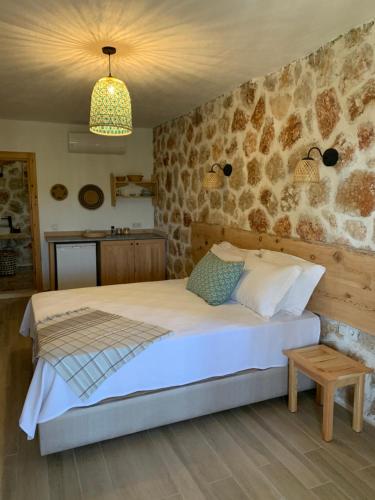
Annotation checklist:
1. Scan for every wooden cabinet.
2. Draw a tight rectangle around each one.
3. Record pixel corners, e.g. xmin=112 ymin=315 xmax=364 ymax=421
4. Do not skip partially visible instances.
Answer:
xmin=100 ymin=240 xmax=136 ymax=285
xmin=134 ymin=239 xmax=166 ymax=283
xmin=100 ymin=239 xmax=165 ymax=286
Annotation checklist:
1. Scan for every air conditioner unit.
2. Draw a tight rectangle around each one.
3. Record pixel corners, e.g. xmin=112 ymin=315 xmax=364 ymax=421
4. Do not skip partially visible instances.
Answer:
xmin=68 ymin=132 xmax=126 ymax=155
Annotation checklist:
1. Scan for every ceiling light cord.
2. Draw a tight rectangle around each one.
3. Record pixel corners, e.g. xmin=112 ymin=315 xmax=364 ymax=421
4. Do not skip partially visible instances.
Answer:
xmin=102 ymin=46 xmax=117 ymax=77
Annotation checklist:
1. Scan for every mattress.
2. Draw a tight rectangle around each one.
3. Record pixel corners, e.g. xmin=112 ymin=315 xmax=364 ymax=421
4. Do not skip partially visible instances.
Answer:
xmin=19 ymin=278 xmax=320 ymax=438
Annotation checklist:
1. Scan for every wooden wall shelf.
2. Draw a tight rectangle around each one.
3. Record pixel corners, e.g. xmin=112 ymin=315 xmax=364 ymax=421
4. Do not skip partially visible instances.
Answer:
xmin=110 ymin=174 xmax=158 ymax=207
xmin=0 ymin=233 xmax=31 ymax=240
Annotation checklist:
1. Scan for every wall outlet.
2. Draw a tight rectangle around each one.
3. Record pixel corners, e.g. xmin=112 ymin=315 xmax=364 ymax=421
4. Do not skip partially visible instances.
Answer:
xmin=132 ymin=222 xmax=142 ymax=228
xmin=51 ymin=224 xmax=59 ymax=230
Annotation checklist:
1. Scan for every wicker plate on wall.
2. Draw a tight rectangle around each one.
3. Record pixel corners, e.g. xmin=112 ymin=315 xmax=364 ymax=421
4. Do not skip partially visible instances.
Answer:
xmin=78 ymin=184 xmax=104 ymax=210
xmin=50 ymin=184 xmax=68 ymax=201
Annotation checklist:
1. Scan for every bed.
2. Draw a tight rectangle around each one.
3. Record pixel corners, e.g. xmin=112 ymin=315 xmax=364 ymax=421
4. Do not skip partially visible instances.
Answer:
xmin=20 ymin=278 xmax=319 ymax=453
xmin=19 ymin=222 xmax=374 ymax=455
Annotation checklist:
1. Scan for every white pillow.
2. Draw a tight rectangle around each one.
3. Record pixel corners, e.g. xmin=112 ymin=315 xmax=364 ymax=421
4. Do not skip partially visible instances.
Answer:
xmin=211 ymin=241 xmax=260 ymax=262
xmin=232 ymin=254 xmax=303 ymax=319
xmin=260 ymin=249 xmax=326 ymax=316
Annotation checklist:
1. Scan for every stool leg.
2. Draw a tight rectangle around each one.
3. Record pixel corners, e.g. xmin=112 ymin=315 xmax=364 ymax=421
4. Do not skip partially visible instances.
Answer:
xmin=316 ymin=384 xmax=323 ymax=406
xmin=322 ymin=382 xmax=335 ymax=442
xmin=288 ymin=360 xmax=298 ymax=413
xmin=353 ymin=374 xmax=365 ymax=432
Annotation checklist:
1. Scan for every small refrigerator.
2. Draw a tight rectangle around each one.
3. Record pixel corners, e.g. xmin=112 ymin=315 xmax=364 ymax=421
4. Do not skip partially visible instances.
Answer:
xmin=56 ymin=243 xmax=98 ymax=290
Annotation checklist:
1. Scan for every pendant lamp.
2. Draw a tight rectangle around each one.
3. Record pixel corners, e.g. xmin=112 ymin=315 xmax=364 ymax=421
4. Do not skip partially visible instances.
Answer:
xmin=89 ymin=46 xmax=132 ymax=136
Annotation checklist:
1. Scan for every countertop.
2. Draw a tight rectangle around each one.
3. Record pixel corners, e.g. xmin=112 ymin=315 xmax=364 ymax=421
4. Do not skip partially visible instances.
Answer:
xmin=45 ymin=230 xmax=167 ymax=243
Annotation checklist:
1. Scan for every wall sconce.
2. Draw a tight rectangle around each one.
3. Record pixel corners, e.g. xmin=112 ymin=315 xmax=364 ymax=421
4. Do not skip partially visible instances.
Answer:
xmin=294 ymin=147 xmax=339 ymax=183
xmin=202 ymin=163 xmax=232 ymax=190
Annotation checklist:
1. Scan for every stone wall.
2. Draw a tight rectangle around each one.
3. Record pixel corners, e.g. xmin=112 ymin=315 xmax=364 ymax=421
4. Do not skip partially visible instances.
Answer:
xmin=153 ymin=21 xmax=375 ymax=424
xmin=0 ymin=161 xmax=32 ymax=267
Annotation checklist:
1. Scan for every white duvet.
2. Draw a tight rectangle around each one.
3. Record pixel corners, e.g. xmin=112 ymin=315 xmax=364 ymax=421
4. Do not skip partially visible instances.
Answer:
xmin=19 ymin=279 xmax=320 ymax=438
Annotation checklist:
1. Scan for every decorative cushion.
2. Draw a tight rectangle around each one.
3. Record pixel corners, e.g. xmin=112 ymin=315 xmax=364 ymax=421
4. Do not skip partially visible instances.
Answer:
xmin=187 ymin=252 xmax=244 ymax=306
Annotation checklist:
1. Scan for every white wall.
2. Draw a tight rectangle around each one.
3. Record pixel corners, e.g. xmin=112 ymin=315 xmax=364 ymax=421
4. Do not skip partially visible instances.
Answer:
xmin=0 ymin=119 xmax=154 ymax=288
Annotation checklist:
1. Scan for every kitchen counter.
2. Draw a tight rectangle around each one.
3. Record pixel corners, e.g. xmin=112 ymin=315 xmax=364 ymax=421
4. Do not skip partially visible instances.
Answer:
xmin=46 ymin=230 xmax=168 ymax=291
xmin=45 ymin=230 xmax=167 ymax=243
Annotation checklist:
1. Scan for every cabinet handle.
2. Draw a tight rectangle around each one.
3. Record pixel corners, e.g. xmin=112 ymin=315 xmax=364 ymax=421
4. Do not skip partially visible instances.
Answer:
xmin=136 ymin=242 xmax=139 ymax=246
xmin=130 ymin=243 xmax=133 ymax=246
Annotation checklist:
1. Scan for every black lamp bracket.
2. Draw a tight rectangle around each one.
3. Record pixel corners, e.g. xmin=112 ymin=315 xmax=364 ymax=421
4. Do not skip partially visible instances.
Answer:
xmin=209 ymin=163 xmax=233 ymax=176
xmin=305 ymin=147 xmax=339 ymax=167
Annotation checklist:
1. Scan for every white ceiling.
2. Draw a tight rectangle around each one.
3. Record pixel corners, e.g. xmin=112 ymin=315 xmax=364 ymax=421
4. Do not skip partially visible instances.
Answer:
xmin=0 ymin=0 xmax=374 ymax=128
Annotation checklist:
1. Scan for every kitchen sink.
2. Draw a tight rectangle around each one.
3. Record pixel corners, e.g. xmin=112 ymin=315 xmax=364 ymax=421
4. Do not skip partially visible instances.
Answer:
xmin=82 ymin=230 xmax=107 ymax=238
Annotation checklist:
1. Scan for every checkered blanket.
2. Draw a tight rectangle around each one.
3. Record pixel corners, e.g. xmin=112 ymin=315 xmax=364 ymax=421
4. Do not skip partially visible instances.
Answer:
xmin=35 ymin=308 xmax=171 ymax=400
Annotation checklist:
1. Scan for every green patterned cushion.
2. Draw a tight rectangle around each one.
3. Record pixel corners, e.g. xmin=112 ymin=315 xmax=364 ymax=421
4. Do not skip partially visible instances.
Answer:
xmin=186 ymin=252 xmax=244 ymax=306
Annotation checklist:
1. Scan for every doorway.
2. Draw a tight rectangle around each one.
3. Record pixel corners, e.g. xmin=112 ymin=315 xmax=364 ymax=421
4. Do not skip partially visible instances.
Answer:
xmin=0 ymin=152 xmax=42 ymax=296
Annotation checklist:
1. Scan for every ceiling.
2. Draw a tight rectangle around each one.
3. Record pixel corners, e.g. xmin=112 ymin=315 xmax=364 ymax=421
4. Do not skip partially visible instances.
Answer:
xmin=0 ymin=0 xmax=374 ymax=128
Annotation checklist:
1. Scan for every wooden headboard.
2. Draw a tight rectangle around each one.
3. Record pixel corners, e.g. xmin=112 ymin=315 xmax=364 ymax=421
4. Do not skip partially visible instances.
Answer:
xmin=191 ymin=223 xmax=375 ymax=336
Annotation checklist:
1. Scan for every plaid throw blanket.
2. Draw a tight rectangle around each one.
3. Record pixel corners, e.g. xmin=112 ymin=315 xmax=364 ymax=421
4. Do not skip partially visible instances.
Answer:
xmin=36 ymin=308 xmax=171 ymax=400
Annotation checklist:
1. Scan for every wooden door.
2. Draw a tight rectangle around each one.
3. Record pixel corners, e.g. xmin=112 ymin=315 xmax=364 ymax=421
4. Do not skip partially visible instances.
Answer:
xmin=0 ymin=151 xmax=42 ymax=291
xmin=134 ymin=239 xmax=166 ymax=283
xmin=100 ymin=240 xmax=135 ymax=285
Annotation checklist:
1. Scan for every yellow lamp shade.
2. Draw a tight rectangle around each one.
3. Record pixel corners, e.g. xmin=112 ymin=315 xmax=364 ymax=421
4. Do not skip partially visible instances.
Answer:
xmin=294 ymin=158 xmax=320 ymax=183
xmin=89 ymin=76 xmax=132 ymax=136
xmin=203 ymin=171 xmax=223 ymax=189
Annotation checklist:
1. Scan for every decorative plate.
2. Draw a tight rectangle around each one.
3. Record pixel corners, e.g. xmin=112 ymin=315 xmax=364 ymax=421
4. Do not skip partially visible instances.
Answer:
xmin=50 ymin=184 xmax=68 ymax=201
xmin=78 ymin=184 xmax=104 ymax=210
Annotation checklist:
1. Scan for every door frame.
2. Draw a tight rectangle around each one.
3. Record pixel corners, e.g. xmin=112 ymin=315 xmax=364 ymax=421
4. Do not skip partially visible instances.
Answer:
xmin=0 ymin=151 xmax=43 ymax=291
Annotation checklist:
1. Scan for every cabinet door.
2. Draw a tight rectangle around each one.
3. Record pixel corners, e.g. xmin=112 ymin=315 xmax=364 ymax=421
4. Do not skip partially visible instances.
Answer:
xmin=100 ymin=241 xmax=135 ymax=285
xmin=134 ymin=239 xmax=166 ymax=283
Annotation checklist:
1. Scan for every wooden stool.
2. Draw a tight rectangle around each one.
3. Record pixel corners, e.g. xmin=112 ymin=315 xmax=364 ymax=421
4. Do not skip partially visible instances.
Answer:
xmin=283 ymin=345 xmax=371 ymax=442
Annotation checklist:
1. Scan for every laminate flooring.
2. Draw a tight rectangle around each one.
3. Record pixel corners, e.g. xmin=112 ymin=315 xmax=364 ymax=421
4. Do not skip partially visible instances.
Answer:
xmin=1 ymin=298 xmax=374 ymax=500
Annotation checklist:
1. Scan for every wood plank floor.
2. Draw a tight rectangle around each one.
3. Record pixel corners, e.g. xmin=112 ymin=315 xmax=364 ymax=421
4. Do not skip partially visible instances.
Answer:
xmin=1 ymin=298 xmax=375 ymax=500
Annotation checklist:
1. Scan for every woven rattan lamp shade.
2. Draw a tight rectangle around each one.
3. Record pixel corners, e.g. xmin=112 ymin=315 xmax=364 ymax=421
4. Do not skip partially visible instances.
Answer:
xmin=202 ymin=171 xmax=223 ymax=189
xmin=294 ymin=158 xmax=320 ymax=183
xmin=90 ymin=76 xmax=132 ymax=136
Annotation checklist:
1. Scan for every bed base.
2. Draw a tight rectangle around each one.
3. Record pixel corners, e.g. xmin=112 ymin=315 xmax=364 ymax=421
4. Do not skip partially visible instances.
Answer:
xmin=38 ymin=366 xmax=313 ymax=455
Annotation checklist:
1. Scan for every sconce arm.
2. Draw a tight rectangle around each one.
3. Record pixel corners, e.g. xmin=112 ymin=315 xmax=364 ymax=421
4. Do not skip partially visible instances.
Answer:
xmin=209 ymin=163 xmax=233 ymax=177
xmin=306 ymin=147 xmax=323 ymax=160
xmin=305 ymin=147 xmax=339 ymax=167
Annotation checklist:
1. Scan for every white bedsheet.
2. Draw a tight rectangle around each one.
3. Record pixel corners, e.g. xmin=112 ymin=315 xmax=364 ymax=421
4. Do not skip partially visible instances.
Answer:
xmin=19 ymin=279 xmax=320 ymax=438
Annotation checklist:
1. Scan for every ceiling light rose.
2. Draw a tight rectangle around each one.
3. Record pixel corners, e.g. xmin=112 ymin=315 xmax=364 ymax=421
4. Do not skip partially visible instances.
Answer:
xmin=89 ymin=46 xmax=132 ymax=137
xmin=294 ymin=147 xmax=339 ymax=184
xmin=202 ymin=163 xmax=232 ymax=190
